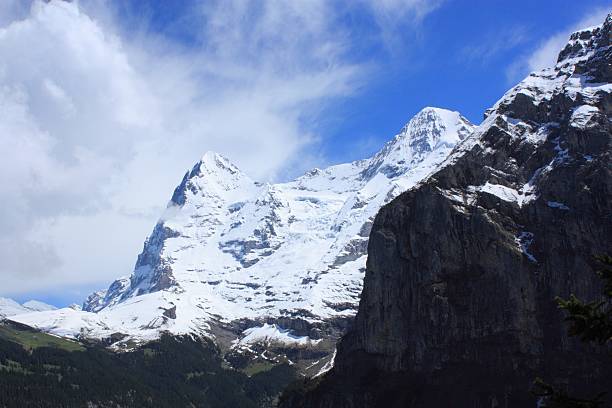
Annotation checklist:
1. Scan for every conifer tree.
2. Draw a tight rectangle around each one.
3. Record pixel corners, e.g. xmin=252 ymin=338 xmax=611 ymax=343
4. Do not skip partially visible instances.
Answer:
xmin=534 ymin=255 xmax=612 ymax=407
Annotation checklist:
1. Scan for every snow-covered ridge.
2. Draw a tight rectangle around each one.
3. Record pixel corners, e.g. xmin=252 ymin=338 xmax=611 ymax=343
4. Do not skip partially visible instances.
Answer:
xmin=12 ymin=107 xmax=473 ymax=347
xmin=0 ymin=297 xmax=56 ymax=318
xmin=443 ymin=14 xmax=612 ymax=207
xmin=434 ymin=14 xmax=612 ymax=269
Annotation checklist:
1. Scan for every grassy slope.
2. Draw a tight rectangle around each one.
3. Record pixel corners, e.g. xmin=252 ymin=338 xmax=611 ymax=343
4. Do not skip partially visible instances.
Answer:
xmin=0 ymin=321 xmax=84 ymax=352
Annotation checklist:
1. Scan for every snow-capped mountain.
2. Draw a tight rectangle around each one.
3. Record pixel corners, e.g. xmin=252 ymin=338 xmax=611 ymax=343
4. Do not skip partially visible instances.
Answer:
xmin=0 ymin=297 xmax=56 ymax=318
xmin=12 ymin=107 xmax=473 ymax=360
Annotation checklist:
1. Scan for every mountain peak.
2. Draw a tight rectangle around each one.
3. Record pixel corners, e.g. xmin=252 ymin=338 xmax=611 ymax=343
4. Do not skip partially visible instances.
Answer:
xmin=21 ymin=300 xmax=57 ymax=312
xmin=398 ymin=107 xmax=473 ymax=149
xmin=557 ymin=13 xmax=611 ymax=65
xmin=196 ymin=151 xmax=242 ymax=176
xmin=0 ymin=297 xmax=22 ymax=309
xmin=170 ymin=151 xmax=253 ymax=206
xmin=362 ymin=107 xmax=474 ymax=179
xmin=191 ymin=151 xmax=251 ymax=186
xmin=411 ymin=106 xmax=455 ymax=117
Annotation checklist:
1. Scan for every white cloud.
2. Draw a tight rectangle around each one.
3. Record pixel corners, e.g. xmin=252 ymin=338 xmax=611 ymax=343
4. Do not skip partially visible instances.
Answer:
xmin=0 ymin=0 xmax=441 ymax=298
xmin=506 ymin=8 xmax=610 ymax=83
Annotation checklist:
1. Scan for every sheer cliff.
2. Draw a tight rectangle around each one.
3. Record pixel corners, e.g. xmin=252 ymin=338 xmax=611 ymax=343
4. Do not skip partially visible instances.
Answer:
xmin=283 ymin=14 xmax=612 ymax=407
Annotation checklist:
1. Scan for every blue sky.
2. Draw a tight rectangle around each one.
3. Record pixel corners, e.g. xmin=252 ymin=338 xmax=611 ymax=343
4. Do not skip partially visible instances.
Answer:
xmin=1 ymin=0 xmax=610 ymax=307
xmin=111 ymin=0 xmax=612 ymax=164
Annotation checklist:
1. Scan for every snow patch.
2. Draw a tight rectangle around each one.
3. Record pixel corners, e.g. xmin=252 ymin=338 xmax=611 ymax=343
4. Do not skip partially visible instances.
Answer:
xmin=570 ymin=105 xmax=599 ymax=128
xmin=468 ymin=182 xmax=536 ymax=207
xmin=233 ymin=323 xmax=321 ymax=347
xmin=315 ymin=348 xmax=336 ymax=377
xmin=547 ymin=201 xmax=570 ymax=210
xmin=515 ymin=232 xmax=537 ymax=264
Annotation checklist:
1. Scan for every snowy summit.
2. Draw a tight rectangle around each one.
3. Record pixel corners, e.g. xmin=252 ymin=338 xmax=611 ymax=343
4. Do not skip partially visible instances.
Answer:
xmin=13 ymin=108 xmax=474 ymax=352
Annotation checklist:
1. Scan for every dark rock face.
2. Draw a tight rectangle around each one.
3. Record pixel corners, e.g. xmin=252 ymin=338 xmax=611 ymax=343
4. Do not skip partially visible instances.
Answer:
xmin=284 ymin=15 xmax=612 ymax=408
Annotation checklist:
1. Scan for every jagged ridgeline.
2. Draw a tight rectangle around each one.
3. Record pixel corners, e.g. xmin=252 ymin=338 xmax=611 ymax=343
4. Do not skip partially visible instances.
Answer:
xmin=280 ymin=14 xmax=612 ymax=408
xmin=13 ymin=107 xmax=474 ymax=375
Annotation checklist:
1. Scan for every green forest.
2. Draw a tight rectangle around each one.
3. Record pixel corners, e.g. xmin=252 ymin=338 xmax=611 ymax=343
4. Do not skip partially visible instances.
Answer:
xmin=0 ymin=321 xmax=297 ymax=408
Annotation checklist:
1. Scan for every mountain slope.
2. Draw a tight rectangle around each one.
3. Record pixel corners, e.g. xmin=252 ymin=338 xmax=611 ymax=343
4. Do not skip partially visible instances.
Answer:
xmin=283 ymin=14 xmax=612 ymax=407
xmin=12 ymin=107 xmax=473 ymax=372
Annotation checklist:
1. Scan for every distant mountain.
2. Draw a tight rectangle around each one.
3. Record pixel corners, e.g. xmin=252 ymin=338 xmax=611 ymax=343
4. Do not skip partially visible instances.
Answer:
xmin=21 ymin=300 xmax=57 ymax=312
xmin=281 ymin=14 xmax=612 ymax=407
xmin=0 ymin=297 xmax=56 ymax=318
xmin=13 ymin=107 xmax=473 ymax=374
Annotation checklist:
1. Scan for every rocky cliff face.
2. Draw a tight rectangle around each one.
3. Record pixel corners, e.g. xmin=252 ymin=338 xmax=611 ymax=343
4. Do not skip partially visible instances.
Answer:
xmin=286 ymin=15 xmax=612 ymax=407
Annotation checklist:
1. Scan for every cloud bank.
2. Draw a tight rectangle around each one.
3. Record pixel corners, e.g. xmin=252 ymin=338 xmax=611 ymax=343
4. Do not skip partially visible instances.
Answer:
xmin=0 ymin=0 xmax=441 ymax=297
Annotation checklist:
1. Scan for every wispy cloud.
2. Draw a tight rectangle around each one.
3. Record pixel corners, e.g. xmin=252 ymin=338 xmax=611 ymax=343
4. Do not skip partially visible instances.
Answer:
xmin=362 ymin=0 xmax=445 ymax=50
xmin=0 ymin=0 xmax=442 ymax=297
xmin=506 ymin=7 xmax=610 ymax=83
xmin=458 ymin=26 xmax=528 ymax=65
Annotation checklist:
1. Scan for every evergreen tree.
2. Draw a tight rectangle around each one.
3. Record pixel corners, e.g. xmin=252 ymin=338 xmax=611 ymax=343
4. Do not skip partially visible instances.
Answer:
xmin=557 ymin=255 xmax=612 ymax=344
xmin=533 ymin=255 xmax=612 ymax=407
